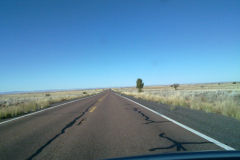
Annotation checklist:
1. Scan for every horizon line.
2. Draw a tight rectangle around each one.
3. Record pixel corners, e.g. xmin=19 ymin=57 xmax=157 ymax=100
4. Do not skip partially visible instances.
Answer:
xmin=1 ymin=81 xmax=239 ymax=95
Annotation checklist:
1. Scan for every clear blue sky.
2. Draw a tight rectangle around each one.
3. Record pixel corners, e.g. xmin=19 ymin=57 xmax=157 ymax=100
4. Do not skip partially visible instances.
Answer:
xmin=0 ymin=0 xmax=239 ymax=92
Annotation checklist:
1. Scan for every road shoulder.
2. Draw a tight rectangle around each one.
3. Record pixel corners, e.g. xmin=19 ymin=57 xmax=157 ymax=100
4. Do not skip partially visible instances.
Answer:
xmin=115 ymin=92 xmax=240 ymax=150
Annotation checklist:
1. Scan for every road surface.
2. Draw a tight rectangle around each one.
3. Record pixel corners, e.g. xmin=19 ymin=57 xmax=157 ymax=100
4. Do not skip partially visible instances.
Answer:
xmin=0 ymin=90 xmax=223 ymax=160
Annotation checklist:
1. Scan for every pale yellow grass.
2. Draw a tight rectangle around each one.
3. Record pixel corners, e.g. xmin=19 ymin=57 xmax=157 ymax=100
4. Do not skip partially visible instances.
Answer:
xmin=114 ymin=82 xmax=240 ymax=120
xmin=0 ymin=89 xmax=103 ymax=119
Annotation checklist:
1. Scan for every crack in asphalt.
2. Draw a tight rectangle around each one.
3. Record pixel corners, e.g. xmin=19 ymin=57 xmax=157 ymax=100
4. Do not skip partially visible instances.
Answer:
xmin=78 ymin=118 xmax=85 ymax=126
xmin=132 ymin=108 xmax=210 ymax=152
xmin=133 ymin=107 xmax=168 ymax=124
xmin=26 ymin=100 xmax=98 ymax=160
xmin=132 ymin=105 xmax=211 ymax=152
xmin=149 ymin=133 xmax=211 ymax=151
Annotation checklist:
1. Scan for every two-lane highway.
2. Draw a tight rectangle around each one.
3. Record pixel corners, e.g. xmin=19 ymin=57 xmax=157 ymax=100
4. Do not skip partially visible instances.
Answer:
xmin=0 ymin=90 xmax=223 ymax=160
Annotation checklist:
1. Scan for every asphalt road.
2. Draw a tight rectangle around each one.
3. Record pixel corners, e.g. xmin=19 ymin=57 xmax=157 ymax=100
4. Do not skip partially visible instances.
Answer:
xmin=0 ymin=90 xmax=223 ymax=160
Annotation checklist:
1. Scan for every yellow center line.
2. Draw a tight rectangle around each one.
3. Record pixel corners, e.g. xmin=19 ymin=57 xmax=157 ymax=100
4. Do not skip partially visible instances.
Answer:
xmin=89 ymin=106 xmax=97 ymax=113
xmin=89 ymin=96 xmax=106 ymax=113
xmin=98 ymin=98 xmax=103 ymax=102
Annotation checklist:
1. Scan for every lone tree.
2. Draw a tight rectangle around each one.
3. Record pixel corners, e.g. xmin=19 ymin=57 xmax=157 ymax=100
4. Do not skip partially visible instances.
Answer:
xmin=171 ymin=83 xmax=179 ymax=90
xmin=136 ymin=78 xmax=144 ymax=92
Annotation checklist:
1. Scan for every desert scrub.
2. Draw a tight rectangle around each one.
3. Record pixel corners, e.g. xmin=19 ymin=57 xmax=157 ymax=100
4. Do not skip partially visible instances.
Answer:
xmin=0 ymin=89 xmax=103 ymax=119
xmin=114 ymin=83 xmax=240 ymax=120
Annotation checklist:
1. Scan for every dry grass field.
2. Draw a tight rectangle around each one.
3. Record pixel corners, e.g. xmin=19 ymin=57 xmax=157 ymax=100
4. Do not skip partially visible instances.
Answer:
xmin=0 ymin=89 xmax=103 ymax=120
xmin=114 ymin=82 xmax=240 ymax=120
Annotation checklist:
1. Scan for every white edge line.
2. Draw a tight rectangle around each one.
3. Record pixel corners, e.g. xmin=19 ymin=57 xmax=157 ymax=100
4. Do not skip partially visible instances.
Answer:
xmin=0 ymin=94 xmax=99 ymax=125
xmin=115 ymin=93 xmax=235 ymax=151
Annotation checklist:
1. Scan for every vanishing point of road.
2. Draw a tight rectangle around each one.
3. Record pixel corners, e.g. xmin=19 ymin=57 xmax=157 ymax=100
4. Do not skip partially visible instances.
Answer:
xmin=0 ymin=90 xmax=224 ymax=160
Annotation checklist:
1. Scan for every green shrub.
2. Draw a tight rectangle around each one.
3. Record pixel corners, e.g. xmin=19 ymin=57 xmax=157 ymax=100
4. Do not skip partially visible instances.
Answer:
xmin=171 ymin=84 xmax=180 ymax=90
xmin=45 ymin=93 xmax=51 ymax=97
xmin=136 ymin=78 xmax=144 ymax=92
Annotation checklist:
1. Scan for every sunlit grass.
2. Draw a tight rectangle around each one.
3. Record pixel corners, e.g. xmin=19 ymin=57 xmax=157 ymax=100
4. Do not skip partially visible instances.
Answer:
xmin=114 ymin=82 xmax=240 ymax=120
xmin=0 ymin=89 xmax=103 ymax=119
